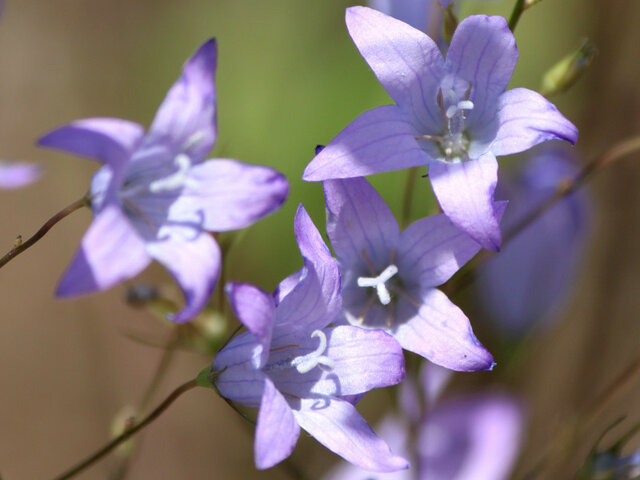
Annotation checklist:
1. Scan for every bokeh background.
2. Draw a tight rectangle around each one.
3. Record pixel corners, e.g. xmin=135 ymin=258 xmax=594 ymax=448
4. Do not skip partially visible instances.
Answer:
xmin=0 ymin=0 xmax=639 ymax=478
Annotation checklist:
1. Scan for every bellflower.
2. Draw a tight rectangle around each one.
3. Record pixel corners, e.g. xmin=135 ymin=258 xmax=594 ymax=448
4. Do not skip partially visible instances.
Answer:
xmin=37 ymin=39 xmax=288 ymax=322
xmin=0 ymin=161 xmax=41 ymax=189
xmin=476 ymin=146 xmax=590 ymax=336
xmin=323 ymin=176 xmax=501 ymax=371
xmin=213 ymin=205 xmax=408 ymax=472
xmin=304 ymin=7 xmax=578 ymax=251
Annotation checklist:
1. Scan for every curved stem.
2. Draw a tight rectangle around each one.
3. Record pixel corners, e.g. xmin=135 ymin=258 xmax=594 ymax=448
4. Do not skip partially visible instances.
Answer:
xmin=0 ymin=194 xmax=89 ymax=270
xmin=508 ymin=0 xmax=527 ymax=31
xmin=50 ymin=379 xmax=199 ymax=480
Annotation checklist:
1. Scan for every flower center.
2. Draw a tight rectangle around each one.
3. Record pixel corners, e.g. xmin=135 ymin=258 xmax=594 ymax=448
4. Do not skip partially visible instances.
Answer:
xmin=357 ymin=264 xmax=399 ymax=306
xmin=148 ymin=154 xmax=197 ymax=193
xmin=289 ymin=330 xmax=334 ymax=374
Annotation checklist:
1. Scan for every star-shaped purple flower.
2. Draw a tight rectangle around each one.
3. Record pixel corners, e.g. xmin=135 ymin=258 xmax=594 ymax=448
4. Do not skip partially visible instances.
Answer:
xmin=324 ymin=176 xmax=501 ymax=371
xmin=38 ymin=39 xmax=288 ymax=322
xmin=213 ymin=205 xmax=408 ymax=472
xmin=304 ymin=7 xmax=578 ymax=251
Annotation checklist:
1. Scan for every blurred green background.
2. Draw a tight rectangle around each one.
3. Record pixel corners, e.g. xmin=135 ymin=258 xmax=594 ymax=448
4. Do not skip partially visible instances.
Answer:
xmin=0 ymin=1 xmax=639 ymax=479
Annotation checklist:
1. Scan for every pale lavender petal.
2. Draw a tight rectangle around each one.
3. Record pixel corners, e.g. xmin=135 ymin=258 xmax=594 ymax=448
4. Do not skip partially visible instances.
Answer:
xmin=491 ymin=88 xmax=578 ymax=156
xmin=421 ymin=362 xmax=452 ymax=407
xmin=394 ymin=287 xmax=494 ymax=371
xmin=226 ymin=282 xmax=275 ymax=367
xmin=303 ymin=106 xmax=431 ymax=181
xmin=56 ymin=205 xmax=150 ymax=297
xmin=324 ymin=177 xmax=400 ymax=269
xmin=446 ymin=15 xmax=518 ymax=130
xmin=146 ymin=230 xmax=220 ymax=323
xmin=273 ymin=268 xmax=303 ymax=305
xmin=254 ymin=377 xmax=300 ymax=470
xmin=345 ymin=6 xmax=445 ymax=132
xmin=273 ymin=326 xmax=404 ymax=399
xmin=38 ymin=117 xmax=144 ymax=168
xmin=398 ymin=202 xmax=506 ymax=287
xmin=0 ymin=162 xmax=42 ymax=189
xmin=369 ymin=0 xmax=436 ymax=43
xmin=213 ymin=349 xmax=266 ymax=408
xmin=429 ymin=154 xmax=501 ymax=251
xmin=147 ymin=39 xmax=217 ymax=161
xmin=293 ymin=398 xmax=409 ymax=472
xmin=169 ymin=159 xmax=288 ymax=231
xmin=419 ymin=393 xmax=523 ymax=480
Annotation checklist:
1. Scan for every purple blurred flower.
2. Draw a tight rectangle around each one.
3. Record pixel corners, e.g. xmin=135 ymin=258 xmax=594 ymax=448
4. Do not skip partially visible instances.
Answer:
xmin=213 ymin=205 xmax=408 ymax=472
xmin=0 ymin=162 xmax=42 ymax=189
xmin=38 ymin=39 xmax=288 ymax=322
xmin=369 ymin=0 xmax=442 ymax=36
xmin=304 ymin=7 xmax=577 ymax=251
xmin=476 ymin=145 xmax=590 ymax=336
xmin=323 ymin=177 xmax=500 ymax=372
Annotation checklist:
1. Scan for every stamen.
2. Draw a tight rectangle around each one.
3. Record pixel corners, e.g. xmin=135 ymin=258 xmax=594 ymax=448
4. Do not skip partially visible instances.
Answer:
xmin=290 ymin=330 xmax=334 ymax=374
xmin=149 ymin=154 xmax=195 ymax=193
xmin=445 ymin=100 xmax=474 ymax=119
xmin=357 ymin=264 xmax=399 ymax=306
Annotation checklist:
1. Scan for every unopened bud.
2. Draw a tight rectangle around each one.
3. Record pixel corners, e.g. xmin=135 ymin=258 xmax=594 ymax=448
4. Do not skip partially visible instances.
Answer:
xmin=541 ymin=39 xmax=597 ymax=97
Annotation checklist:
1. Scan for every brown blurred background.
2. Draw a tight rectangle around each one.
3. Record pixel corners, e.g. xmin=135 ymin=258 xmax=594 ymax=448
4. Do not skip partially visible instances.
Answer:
xmin=0 ymin=1 xmax=639 ymax=479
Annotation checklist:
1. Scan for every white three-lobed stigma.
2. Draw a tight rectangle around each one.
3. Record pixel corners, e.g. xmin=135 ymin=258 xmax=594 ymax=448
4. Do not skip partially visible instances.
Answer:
xmin=357 ymin=264 xmax=399 ymax=305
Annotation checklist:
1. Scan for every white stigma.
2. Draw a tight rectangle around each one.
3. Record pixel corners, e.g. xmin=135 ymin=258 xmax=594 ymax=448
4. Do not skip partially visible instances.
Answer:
xmin=445 ymin=99 xmax=474 ymax=119
xmin=290 ymin=330 xmax=334 ymax=374
xmin=357 ymin=264 xmax=399 ymax=306
xmin=149 ymin=154 xmax=195 ymax=193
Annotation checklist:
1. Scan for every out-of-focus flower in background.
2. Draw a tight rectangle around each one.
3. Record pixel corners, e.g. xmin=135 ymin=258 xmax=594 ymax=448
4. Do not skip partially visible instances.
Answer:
xmin=0 ymin=161 xmax=41 ymax=189
xmin=475 ymin=144 xmax=591 ymax=337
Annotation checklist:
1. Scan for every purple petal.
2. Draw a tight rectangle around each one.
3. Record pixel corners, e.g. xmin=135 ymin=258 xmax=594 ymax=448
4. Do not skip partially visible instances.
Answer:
xmin=345 ymin=6 xmax=445 ymax=132
xmin=491 ymin=88 xmax=578 ymax=156
xmin=213 ymin=342 xmax=266 ymax=408
xmin=146 ymin=39 xmax=217 ymax=161
xmin=273 ymin=268 xmax=303 ymax=305
xmin=254 ymin=377 xmax=300 ymax=470
xmin=293 ymin=397 xmax=409 ymax=472
xmin=38 ymin=118 xmax=144 ymax=169
xmin=146 ymin=230 xmax=220 ymax=323
xmin=394 ymin=287 xmax=494 ymax=371
xmin=0 ymin=162 xmax=42 ymax=189
xmin=56 ymin=205 xmax=150 ymax=297
xmin=397 ymin=203 xmax=506 ymax=287
xmin=272 ymin=326 xmax=404 ymax=399
xmin=303 ymin=106 xmax=431 ymax=181
xmin=429 ymin=154 xmax=502 ymax=251
xmin=446 ymin=16 xmax=518 ymax=130
xmin=168 ymin=158 xmax=288 ymax=231
xmin=421 ymin=362 xmax=452 ymax=407
xmin=419 ymin=393 xmax=523 ymax=480
xmin=369 ymin=0 xmax=436 ymax=35
xmin=324 ymin=177 xmax=400 ymax=270
xmin=226 ymin=282 xmax=275 ymax=367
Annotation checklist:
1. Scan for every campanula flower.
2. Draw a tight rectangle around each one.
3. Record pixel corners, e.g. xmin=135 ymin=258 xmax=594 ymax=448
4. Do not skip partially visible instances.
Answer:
xmin=476 ymin=145 xmax=590 ymax=336
xmin=38 ymin=39 xmax=288 ymax=322
xmin=0 ymin=161 xmax=41 ymax=189
xmin=304 ymin=7 xmax=578 ymax=251
xmin=213 ymin=205 xmax=408 ymax=472
xmin=323 ymin=176 xmax=500 ymax=371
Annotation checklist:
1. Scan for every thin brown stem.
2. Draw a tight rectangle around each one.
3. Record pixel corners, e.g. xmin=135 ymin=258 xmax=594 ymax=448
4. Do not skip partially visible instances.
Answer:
xmin=0 ymin=194 xmax=89 ymax=270
xmin=50 ymin=379 xmax=199 ymax=480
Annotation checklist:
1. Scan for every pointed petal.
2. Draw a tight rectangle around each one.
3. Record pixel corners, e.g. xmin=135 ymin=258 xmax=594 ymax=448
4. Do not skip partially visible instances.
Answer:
xmin=303 ymin=106 xmax=431 ymax=181
xmin=56 ymin=205 xmax=150 ymax=297
xmin=491 ymin=88 xmax=579 ymax=156
xmin=146 ymin=230 xmax=221 ymax=323
xmin=429 ymin=154 xmax=502 ymax=251
xmin=169 ymin=159 xmax=288 ymax=231
xmin=38 ymin=118 xmax=144 ymax=169
xmin=273 ymin=268 xmax=303 ymax=305
xmin=446 ymin=15 xmax=518 ymax=130
xmin=345 ymin=6 xmax=445 ymax=132
xmin=398 ymin=202 xmax=506 ymax=287
xmin=272 ymin=325 xmax=404 ymax=399
xmin=324 ymin=177 xmax=400 ymax=269
xmin=0 ymin=162 xmax=42 ymax=189
xmin=369 ymin=0 xmax=435 ymax=35
xmin=226 ymin=282 xmax=275 ymax=367
xmin=293 ymin=397 xmax=409 ymax=472
xmin=254 ymin=377 xmax=300 ymax=469
xmin=394 ymin=287 xmax=494 ymax=371
xmin=147 ymin=39 xmax=217 ymax=160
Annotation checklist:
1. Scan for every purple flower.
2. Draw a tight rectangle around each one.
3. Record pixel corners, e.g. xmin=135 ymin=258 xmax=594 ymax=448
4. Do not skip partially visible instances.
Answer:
xmin=475 ymin=145 xmax=590 ymax=336
xmin=304 ymin=7 xmax=578 ymax=251
xmin=37 ymin=39 xmax=288 ymax=322
xmin=324 ymin=176 xmax=500 ymax=371
xmin=0 ymin=162 xmax=42 ymax=189
xmin=213 ymin=205 xmax=408 ymax=472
